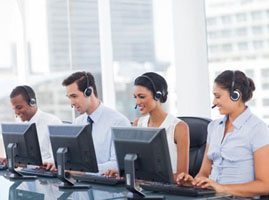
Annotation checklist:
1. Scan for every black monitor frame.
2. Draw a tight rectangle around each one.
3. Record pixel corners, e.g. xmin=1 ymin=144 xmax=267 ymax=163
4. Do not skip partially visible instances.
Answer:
xmin=112 ymin=127 xmax=174 ymax=200
xmin=1 ymin=123 xmax=42 ymax=180
xmin=49 ymin=124 xmax=98 ymax=190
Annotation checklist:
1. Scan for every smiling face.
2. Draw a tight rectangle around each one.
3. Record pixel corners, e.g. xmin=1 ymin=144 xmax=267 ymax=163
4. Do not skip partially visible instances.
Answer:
xmin=10 ymin=94 xmax=36 ymax=121
xmin=213 ymin=83 xmax=239 ymax=115
xmin=66 ymin=82 xmax=91 ymax=114
xmin=133 ymin=85 xmax=158 ymax=115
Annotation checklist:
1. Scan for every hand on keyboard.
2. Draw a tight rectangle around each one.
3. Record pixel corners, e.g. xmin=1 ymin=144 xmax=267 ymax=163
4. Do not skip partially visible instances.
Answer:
xmin=36 ymin=162 xmax=57 ymax=171
xmin=102 ymin=169 xmax=120 ymax=178
xmin=192 ymin=176 xmax=226 ymax=195
xmin=0 ymin=157 xmax=7 ymax=165
xmin=176 ymin=172 xmax=194 ymax=187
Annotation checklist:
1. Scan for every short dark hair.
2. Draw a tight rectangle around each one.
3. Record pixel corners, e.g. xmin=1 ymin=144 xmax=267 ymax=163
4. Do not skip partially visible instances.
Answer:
xmin=134 ymin=72 xmax=168 ymax=103
xmin=214 ymin=70 xmax=255 ymax=102
xmin=62 ymin=71 xmax=98 ymax=97
xmin=10 ymin=85 xmax=36 ymax=103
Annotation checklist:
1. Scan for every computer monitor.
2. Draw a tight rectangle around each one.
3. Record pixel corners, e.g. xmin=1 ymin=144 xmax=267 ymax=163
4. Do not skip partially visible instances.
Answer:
xmin=49 ymin=124 xmax=98 ymax=189
xmin=1 ymin=123 xmax=42 ymax=180
xmin=112 ymin=127 xmax=174 ymax=200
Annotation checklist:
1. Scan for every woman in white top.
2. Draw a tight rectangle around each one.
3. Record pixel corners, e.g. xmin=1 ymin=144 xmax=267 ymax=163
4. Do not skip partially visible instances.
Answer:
xmin=105 ymin=72 xmax=190 ymax=181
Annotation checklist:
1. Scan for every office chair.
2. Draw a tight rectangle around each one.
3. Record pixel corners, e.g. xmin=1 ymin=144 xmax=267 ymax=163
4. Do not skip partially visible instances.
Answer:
xmin=178 ymin=116 xmax=211 ymax=177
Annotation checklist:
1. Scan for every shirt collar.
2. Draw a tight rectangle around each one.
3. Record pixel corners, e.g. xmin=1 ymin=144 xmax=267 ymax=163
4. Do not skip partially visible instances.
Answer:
xmin=232 ymin=107 xmax=251 ymax=129
xmin=219 ymin=107 xmax=251 ymax=129
xmin=28 ymin=108 xmax=41 ymax=123
xmin=88 ymin=102 xmax=104 ymax=123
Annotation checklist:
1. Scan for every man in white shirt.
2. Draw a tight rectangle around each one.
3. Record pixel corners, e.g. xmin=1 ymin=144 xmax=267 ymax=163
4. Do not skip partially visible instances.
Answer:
xmin=62 ymin=71 xmax=130 ymax=174
xmin=0 ymin=85 xmax=62 ymax=169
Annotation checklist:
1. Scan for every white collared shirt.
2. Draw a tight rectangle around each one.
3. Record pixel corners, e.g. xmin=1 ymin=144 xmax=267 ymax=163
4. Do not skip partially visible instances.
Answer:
xmin=73 ymin=103 xmax=130 ymax=174
xmin=28 ymin=109 xmax=62 ymax=163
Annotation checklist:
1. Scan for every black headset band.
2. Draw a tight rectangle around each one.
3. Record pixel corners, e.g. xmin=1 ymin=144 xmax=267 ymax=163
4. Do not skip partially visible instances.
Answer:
xmin=140 ymin=75 xmax=158 ymax=94
xmin=21 ymin=86 xmax=35 ymax=102
xmin=84 ymin=72 xmax=89 ymax=89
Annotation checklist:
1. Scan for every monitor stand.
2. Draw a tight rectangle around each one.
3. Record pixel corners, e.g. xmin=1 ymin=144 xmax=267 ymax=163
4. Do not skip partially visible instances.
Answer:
xmin=124 ymin=154 xmax=165 ymax=200
xmin=5 ymin=143 xmax=37 ymax=180
xmin=56 ymin=147 xmax=91 ymax=190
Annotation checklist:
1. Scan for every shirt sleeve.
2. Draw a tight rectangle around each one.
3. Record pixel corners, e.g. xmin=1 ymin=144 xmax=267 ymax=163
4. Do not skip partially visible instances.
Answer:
xmin=98 ymin=116 xmax=131 ymax=174
xmin=250 ymin=121 xmax=269 ymax=152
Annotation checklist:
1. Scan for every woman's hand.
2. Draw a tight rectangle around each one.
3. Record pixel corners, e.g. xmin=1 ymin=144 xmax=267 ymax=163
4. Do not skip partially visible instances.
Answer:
xmin=176 ymin=172 xmax=194 ymax=186
xmin=102 ymin=169 xmax=120 ymax=178
xmin=193 ymin=176 xmax=227 ymax=194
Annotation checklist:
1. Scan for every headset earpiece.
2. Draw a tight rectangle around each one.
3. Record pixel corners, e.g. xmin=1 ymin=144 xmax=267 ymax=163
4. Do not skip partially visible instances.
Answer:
xmin=140 ymin=75 xmax=163 ymax=102
xmin=84 ymin=87 xmax=92 ymax=97
xmin=29 ymin=98 xmax=36 ymax=107
xmin=230 ymin=71 xmax=241 ymax=101
xmin=21 ymin=86 xmax=36 ymax=107
xmin=83 ymin=72 xmax=92 ymax=97
xmin=154 ymin=91 xmax=162 ymax=101
xmin=230 ymin=90 xmax=240 ymax=101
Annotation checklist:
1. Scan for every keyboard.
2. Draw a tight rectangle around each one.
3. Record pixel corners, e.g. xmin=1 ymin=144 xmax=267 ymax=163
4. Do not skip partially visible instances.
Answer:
xmin=20 ymin=168 xmax=57 ymax=178
xmin=0 ymin=164 xmax=8 ymax=170
xmin=140 ymin=182 xmax=216 ymax=197
xmin=72 ymin=174 xmax=125 ymax=185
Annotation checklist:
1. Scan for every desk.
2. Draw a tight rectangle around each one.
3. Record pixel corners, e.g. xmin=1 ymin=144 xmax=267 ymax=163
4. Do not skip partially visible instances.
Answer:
xmin=0 ymin=170 xmax=234 ymax=200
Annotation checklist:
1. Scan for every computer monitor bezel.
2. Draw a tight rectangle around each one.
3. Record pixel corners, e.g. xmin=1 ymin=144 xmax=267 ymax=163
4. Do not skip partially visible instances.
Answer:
xmin=1 ymin=122 xmax=42 ymax=179
xmin=49 ymin=124 xmax=98 ymax=189
xmin=112 ymin=126 xmax=174 ymax=199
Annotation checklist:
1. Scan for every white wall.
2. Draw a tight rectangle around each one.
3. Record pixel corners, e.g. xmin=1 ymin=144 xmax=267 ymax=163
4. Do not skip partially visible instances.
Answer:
xmin=172 ymin=0 xmax=211 ymax=118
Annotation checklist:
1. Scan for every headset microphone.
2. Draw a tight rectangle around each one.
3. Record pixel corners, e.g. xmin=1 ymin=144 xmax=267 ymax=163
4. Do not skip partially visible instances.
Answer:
xmin=134 ymin=105 xmax=138 ymax=109
xmin=211 ymin=105 xmax=216 ymax=109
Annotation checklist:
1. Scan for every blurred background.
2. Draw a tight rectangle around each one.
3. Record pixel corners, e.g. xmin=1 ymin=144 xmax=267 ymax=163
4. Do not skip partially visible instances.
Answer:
xmin=1 ymin=0 xmax=269 ymax=123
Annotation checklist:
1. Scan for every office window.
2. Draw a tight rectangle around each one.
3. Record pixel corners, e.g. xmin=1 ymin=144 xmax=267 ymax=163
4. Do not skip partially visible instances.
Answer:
xmin=248 ymin=99 xmax=256 ymax=106
xmin=221 ymin=29 xmax=232 ymax=38
xmin=208 ymin=31 xmax=219 ymax=39
xmin=253 ymin=40 xmax=264 ymax=49
xmin=209 ymin=45 xmax=221 ymax=54
xmin=236 ymin=13 xmax=247 ymax=22
xmin=261 ymin=68 xmax=269 ymax=78
xmin=263 ymin=98 xmax=269 ymax=106
xmin=221 ymin=15 xmax=232 ymax=24
xmin=238 ymin=42 xmax=248 ymax=51
xmin=222 ymin=43 xmax=233 ymax=52
xmin=207 ymin=17 xmax=218 ymax=26
xmin=110 ymin=0 xmax=174 ymax=120
xmin=251 ymin=10 xmax=263 ymax=20
xmin=236 ymin=27 xmax=248 ymax=36
xmin=252 ymin=26 xmax=263 ymax=35
xmin=262 ymin=83 xmax=269 ymax=90
xmin=266 ymin=10 xmax=269 ymax=18
xmin=245 ymin=69 xmax=254 ymax=78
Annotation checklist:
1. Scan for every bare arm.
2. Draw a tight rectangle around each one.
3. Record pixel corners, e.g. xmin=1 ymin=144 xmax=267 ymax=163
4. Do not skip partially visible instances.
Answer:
xmin=195 ymin=144 xmax=212 ymax=178
xmin=174 ymin=121 xmax=189 ymax=176
xmin=133 ymin=118 xmax=139 ymax=126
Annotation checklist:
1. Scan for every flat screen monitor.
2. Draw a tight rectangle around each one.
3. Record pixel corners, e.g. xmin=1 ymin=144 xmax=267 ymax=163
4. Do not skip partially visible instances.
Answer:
xmin=112 ymin=127 xmax=173 ymax=199
xmin=49 ymin=124 xmax=98 ymax=189
xmin=1 ymin=123 xmax=42 ymax=179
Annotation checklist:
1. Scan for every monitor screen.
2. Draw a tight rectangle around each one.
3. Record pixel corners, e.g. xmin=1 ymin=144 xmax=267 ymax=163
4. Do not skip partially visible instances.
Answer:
xmin=1 ymin=123 xmax=42 ymax=166
xmin=112 ymin=127 xmax=174 ymax=184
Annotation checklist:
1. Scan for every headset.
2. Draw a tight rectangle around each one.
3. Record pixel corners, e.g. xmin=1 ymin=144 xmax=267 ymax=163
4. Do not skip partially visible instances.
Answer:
xmin=21 ymin=86 xmax=36 ymax=107
xmin=140 ymin=75 xmax=163 ymax=101
xmin=83 ymin=72 xmax=92 ymax=97
xmin=230 ymin=71 xmax=240 ymax=101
